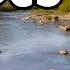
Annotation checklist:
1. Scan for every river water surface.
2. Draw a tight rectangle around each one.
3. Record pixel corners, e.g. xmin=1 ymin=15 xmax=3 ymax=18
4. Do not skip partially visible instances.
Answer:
xmin=0 ymin=11 xmax=70 ymax=70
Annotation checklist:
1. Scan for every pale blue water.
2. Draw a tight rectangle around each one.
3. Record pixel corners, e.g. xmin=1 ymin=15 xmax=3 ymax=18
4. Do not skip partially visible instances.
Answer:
xmin=0 ymin=11 xmax=70 ymax=70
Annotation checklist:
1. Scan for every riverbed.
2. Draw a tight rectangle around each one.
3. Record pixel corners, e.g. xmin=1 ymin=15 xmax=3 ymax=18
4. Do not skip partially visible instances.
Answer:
xmin=0 ymin=11 xmax=70 ymax=70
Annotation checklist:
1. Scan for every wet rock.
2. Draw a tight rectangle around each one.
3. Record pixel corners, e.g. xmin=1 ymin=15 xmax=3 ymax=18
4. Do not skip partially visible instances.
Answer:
xmin=66 ymin=26 xmax=70 ymax=31
xmin=21 ymin=16 xmax=32 ymax=21
xmin=25 ymin=16 xmax=32 ymax=20
xmin=59 ymin=25 xmax=70 ymax=32
xmin=59 ymin=49 xmax=69 ymax=55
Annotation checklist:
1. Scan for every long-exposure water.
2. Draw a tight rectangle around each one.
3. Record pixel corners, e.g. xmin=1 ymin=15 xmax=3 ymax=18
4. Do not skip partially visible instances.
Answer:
xmin=0 ymin=11 xmax=70 ymax=70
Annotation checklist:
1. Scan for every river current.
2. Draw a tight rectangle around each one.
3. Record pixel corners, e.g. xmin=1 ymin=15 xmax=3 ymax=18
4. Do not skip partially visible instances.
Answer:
xmin=0 ymin=11 xmax=70 ymax=70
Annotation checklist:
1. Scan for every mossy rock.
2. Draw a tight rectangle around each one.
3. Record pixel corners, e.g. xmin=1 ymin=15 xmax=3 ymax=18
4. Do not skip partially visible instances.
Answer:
xmin=45 ymin=15 xmax=52 ymax=20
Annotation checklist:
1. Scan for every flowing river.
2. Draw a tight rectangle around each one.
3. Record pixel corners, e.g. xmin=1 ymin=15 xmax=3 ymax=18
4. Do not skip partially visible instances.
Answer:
xmin=0 ymin=11 xmax=70 ymax=70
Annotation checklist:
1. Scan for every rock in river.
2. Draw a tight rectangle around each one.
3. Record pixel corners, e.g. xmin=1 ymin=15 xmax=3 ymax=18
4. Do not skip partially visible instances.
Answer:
xmin=0 ymin=50 xmax=2 ymax=53
xmin=59 ymin=25 xmax=70 ymax=32
xmin=59 ymin=49 xmax=69 ymax=55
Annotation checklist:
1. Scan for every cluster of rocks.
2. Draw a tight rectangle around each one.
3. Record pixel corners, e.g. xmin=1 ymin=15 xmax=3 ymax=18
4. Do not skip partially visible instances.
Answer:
xmin=32 ymin=14 xmax=59 ymax=25
xmin=22 ymin=14 xmax=59 ymax=25
xmin=22 ymin=13 xmax=70 ymax=31
xmin=59 ymin=25 xmax=70 ymax=32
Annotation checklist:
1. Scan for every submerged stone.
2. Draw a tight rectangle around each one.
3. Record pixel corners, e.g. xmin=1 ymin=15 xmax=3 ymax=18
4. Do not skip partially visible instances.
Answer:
xmin=48 ymin=69 xmax=55 ymax=70
xmin=0 ymin=50 xmax=2 ymax=53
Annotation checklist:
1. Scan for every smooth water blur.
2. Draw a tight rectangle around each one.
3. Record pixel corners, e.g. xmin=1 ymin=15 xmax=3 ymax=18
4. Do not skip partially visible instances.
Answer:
xmin=0 ymin=11 xmax=70 ymax=70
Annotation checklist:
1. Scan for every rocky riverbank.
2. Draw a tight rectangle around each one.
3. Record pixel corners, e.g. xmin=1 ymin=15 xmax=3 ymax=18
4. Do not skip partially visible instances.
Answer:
xmin=21 ymin=11 xmax=70 ymax=26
